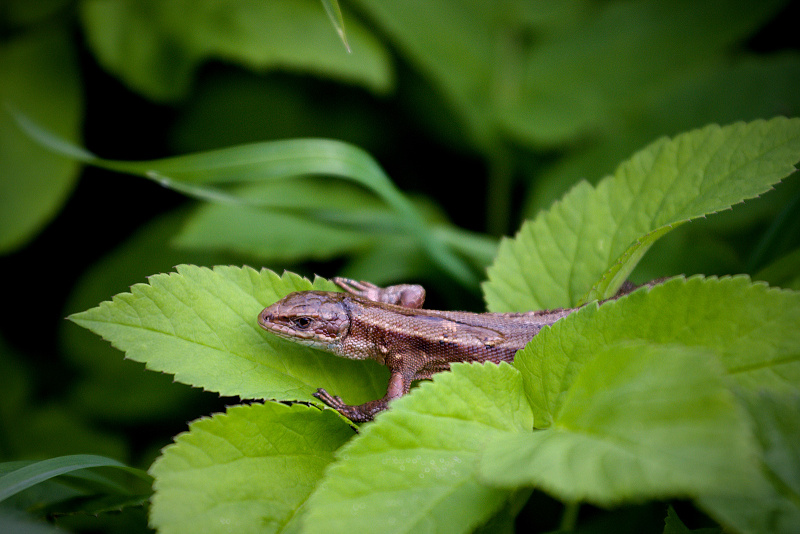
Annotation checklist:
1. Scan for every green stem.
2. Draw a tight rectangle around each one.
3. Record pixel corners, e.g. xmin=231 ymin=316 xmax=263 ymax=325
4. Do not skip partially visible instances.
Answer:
xmin=486 ymin=145 xmax=514 ymax=237
xmin=559 ymin=501 xmax=580 ymax=531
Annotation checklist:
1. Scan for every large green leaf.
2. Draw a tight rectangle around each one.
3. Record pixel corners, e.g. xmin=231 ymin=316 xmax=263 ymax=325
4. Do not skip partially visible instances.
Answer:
xmin=478 ymin=343 xmax=753 ymax=505
xmin=483 ymin=118 xmax=800 ymax=311
xmin=69 ymin=266 xmax=388 ymax=405
xmin=497 ymin=0 xmax=784 ymax=146
xmin=79 ymin=0 xmax=391 ymax=102
xmin=0 ymin=26 xmax=82 ymax=253
xmin=302 ymin=362 xmax=531 ymax=534
xmin=515 ymin=276 xmax=800 ymax=428
xmin=150 ymin=402 xmax=354 ymax=534
xmin=698 ymin=391 xmax=800 ymax=534
xmin=351 ymin=0 xmax=783 ymax=150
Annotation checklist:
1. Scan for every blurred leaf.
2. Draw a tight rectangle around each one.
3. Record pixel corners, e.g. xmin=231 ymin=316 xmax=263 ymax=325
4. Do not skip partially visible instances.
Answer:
xmin=170 ymin=69 xmax=391 ymax=154
xmin=2 ymin=406 xmax=128 ymax=462
xmin=754 ymin=248 xmax=800 ymax=290
xmin=150 ymin=402 xmax=353 ymax=534
xmin=698 ymin=391 xmax=800 ymax=534
xmin=61 ymin=210 xmax=239 ymax=423
xmin=174 ymin=178 xmax=391 ymax=261
xmin=0 ymin=455 xmax=148 ymax=503
xmin=79 ymin=0 xmax=391 ymax=102
xmin=0 ymin=512 xmax=62 ymax=534
xmin=525 ymin=52 xmax=800 ymax=216
xmin=351 ymin=0 xmax=784 ymax=151
xmin=663 ymin=506 xmax=721 ymax=534
xmin=350 ymin=0 xmax=500 ymax=148
xmin=176 ymin=203 xmax=377 ymax=261
xmin=499 ymin=0 xmax=785 ymax=146
xmin=69 ymin=266 xmax=389 ymax=405
xmin=0 ymin=26 xmax=82 ymax=253
xmin=483 ymin=118 xmax=800 ymax=311
xmin=12 ymin=111 xmax=481 ymax=284
xmin=320 ymin=0 xmax=350 ymax=52
xmin=0 ymin=337 xmax=127 ymax=461
xmin=513 ymin=276 xmax=800 ymax=427
xmin=479 ymin=343 xmax=751 ymax=505
xmin=303 ymin=362 xmax=531 ymax=534
xmin=0 ymin=0 xmax=71 ymax=28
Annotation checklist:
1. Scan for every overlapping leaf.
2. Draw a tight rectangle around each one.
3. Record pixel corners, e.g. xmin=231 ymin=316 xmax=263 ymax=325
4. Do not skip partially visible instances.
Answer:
xmin=79 ymin=0 xmax=391 ymax=102
xmin=484 ymin=118 xmax=800 ymax=311
xmin=515 ymin=276 xmax=800 ymax=427
xmin=69 ymin=266 xmax=388 ymax=405
xmin=150 ymin=403 xmax=354 ymax=534
xmin=478 ymin=343 xmax=753 ymax=505
xmin=302 ymin=362 xmax=532 ymax=534
xmin=698 ymin=391 xmax=800 ymax=534
xmin=11 ymin=111 xmax=481 ymax=285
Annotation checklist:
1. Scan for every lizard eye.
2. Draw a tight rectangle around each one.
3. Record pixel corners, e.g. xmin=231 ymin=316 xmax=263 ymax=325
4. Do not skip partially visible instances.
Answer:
xmin=292 ymin=317 xmax=312 ymax=329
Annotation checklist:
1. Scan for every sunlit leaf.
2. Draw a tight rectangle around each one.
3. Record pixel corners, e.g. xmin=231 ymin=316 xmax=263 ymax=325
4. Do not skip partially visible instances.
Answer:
xmin=69 ymin=266 xmax=389 ymax=405
xmin=150 ymin=403 xmax=353 ymax=534
xmin=515 ymin=276 xmax=800 ymax=427
xmin=303 ymin=362 xmax=531 ymax=534
xmin=479 ymin=343 xmax=752 ymax=505
xmin=484 ymin=118 xmax=800 ymax=311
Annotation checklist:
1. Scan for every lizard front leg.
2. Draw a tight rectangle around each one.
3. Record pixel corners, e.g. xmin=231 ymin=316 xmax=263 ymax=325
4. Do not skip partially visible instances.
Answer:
xmin=314 ymin=370 xmax=412 ymax=422
xmin=333 ymin=277 xmax=426 ymax=309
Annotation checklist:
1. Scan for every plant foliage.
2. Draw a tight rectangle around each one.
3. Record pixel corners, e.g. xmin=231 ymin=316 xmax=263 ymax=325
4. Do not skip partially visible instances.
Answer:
xmin=2 ymin=1 xmax=800 ymax=532
xmin=68 ymin=119 xmax=800 ymax=533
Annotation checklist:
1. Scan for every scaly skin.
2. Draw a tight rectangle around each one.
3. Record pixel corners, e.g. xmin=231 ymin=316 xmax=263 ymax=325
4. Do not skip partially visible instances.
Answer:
xmin=258 ymin=277 xmax=652 ymax=422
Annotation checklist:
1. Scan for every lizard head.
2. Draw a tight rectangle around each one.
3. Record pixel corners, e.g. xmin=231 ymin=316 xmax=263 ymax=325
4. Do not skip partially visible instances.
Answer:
xmin=258 ymin=291 xmax=351 ymax=355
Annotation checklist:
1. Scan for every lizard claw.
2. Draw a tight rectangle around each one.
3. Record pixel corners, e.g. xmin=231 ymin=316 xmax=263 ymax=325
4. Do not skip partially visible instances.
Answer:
xmin=332 ymin=277 xmax=426 ymax=308
xmin=313 ymin=388 xmax=344 ymax=408
xmin=333 ymin=277 xmax=379 ymax=298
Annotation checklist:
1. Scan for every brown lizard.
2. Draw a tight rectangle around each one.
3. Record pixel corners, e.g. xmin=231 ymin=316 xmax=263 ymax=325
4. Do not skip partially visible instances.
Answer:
xmin=258 ymin=277 xmax=650 ymax=422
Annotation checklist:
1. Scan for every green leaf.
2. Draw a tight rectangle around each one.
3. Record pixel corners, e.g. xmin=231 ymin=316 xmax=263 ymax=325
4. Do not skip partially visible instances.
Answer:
xmin=60 ymin=210 xmax=222 ymax=423
xmin=755 ymin=248 xmax=800 ymax=290
xmin=516 ymin=276 xmax=800 ymax=428
xmin=524 ymin=52 xmax=800 ymax=217
xmin=149 ymin=402 xmax=353 ymax=534
xmin=303 ymin=362 xmax=531 ymax=534
xmin=0 ymin=26 xmax=82 ymax=253
xmin=498 ymin=0 xmax=785 ymax=146
xmin=69 ymin=266 xmax=388 ymax=405
xmin=0 ymin=511 xmax=62 ymax=534
xmin=478 ymin=343 xmax=753 ymax=506
xmin=11 ymin=110 xmax=480 ymax=285
xmin=351 ymin=1 xmax=782 ymax=151
xmin=484 ymin=118 xmax=800 ymax=311
xmin=0 ymin=455 xmax=148 ymax=503
xmin=174 ymin=179 xmax=395 ymax=261
xmin=79 ymin=0 xmax=391 ymax=102
xmin=698 ymin=392 xmax=800 ymax=534
xmin=320 ymin=0 xmax=350 ymax=52
xmin=663 ymin=506 xmax=721 ymax=534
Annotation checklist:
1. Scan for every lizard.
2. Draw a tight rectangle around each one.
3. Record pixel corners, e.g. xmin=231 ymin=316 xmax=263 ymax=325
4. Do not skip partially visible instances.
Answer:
xmin=258 ymin=277 xmax=652 ymax=422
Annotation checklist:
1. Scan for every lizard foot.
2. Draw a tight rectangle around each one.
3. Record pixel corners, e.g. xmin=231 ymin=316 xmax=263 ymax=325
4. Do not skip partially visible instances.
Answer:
xmin=332 ymin=277 xmax=425 ymax=308
xmin=313 ymin=388 xmax=386 ymax=422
